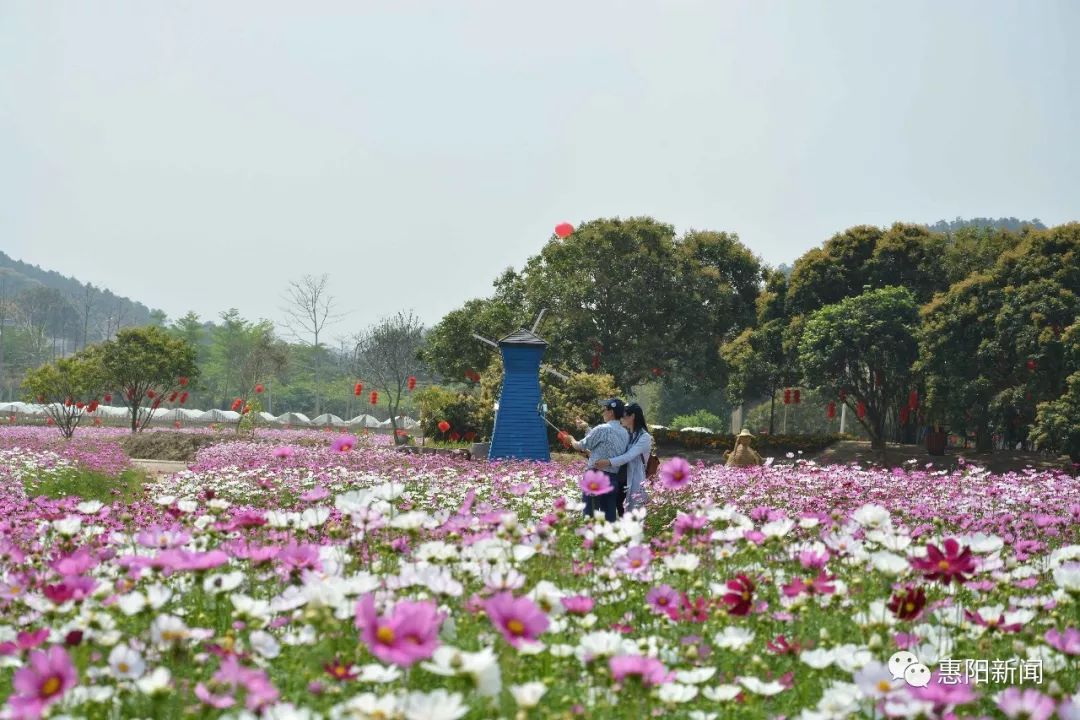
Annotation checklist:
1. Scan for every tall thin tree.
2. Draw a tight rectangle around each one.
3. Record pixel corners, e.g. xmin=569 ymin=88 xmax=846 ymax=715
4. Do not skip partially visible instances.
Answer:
xmin=281 ymin=274 xmax=341 ymax=416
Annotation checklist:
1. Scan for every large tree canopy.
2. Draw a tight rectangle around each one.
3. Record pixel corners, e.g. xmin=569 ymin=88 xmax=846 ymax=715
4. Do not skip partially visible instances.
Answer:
xmin=426 ymin=217 xmax=764 ymax=394
xmin=799 ymin=286 xmax=921 ymax=449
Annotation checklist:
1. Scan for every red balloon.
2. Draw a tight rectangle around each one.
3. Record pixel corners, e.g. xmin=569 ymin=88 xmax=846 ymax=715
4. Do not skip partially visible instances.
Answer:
xmin=438 ymin=420 xmax=451 ymax=434
xmin=554 ymin=222 xmax=574 ymax=239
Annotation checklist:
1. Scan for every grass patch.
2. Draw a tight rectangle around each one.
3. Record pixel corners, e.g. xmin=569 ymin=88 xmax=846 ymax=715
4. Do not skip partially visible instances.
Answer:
xmin=24 ymin=467 xmax=149 ymax=504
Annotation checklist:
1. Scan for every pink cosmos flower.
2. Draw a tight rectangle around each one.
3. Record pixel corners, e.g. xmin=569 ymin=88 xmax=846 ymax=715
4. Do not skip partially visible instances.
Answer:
xmin=299 ymin=486 xmax=329 ymax=502
xmin=608 ymin=655 xmax=672 ymax=686
xmin=1045 ymin=627 xmax=1080 ymax=655
xmin=659 ymin=457 xmax=691 ymax=490
xmin=484 ymin=592 xmax=549 ymax=648
xmin=910 ymin=538 xmax=976 ymax=585
xmin=271 ymin=446 xmax=295 ymax=459
xmin=996 ymin=688 xmax=1055 ymax=720
xmin=579 ymin=471 xmax=613 ymax=496
xmin=646 ymin=584 xmax=679 ymax=615
xmin=355 ymin=593 xmax=443 ymax=667
xmin=560 ymin=595 xmax=595 ymax=615
xmin=782 ymin=572 xmax=837 ymax=598
xmin=616 ymin=546 xmax=652 ymax=574
xmin=331 ymin=435 xmax=358 ymax=453
xmin=9 ymin=646 xmax=78 ymax=719
xmin=0 ymin=629 xmax=50 ymax=657
xmin=194 ymin=683 xmax=235 ymax=709
xmin=909 ymin=670 xmax=977 ymax=708
xmin=277 ymin=543 xmax=322 ymax=576
xmin=42 ymin=576 xmax=97 ymax=604
xmin=797 ymin=549 xmax=830 ymax=570
xmin=50 ymin=548 xmax=98 ymax=576
xmin=963 ymin=607 xmax=1022 ymax=633
xmin=136 ymin=525 xmax=191 ymax=549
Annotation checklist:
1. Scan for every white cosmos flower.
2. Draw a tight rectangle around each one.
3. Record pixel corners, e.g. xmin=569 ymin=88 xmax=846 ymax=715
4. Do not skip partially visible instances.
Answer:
xmin=249 ymin=630 xmax=280 ymax=659
xmin=799 ymin=648 xmax=836 ymax=669
xmin=713 ymin=627 xmax=755 ymax=651
xmin=510 ymin=682 xmax=547 ymax=708
xmin=76 ymin=500 xmax=103 ymax=515
xmin=176 ymin=499 xmax=198 ymax=514
xmin=675 ymin=667 xmax=716 ymax=684
xmin=203 ymin=571 xmax=244 ymax=595
xmin=108 ymin=644 xmax=145 ymax=680
xmin=762 ymin=519 xmax=795 ymax=538
xmin=663 ymin=554 xmax=700 ymax=573
xmin=329 ymin=692 xmax=399 ymax=720
xmin=831 ymin=644 xmax=873 ymax=672
xmin=870 ymin=551 xmax=909 ymax=576
xmin=357 ymin=663 xmax=401 ymax=683
xmin=415 ymin=541 xmax=458 ymax=562
xmin=738 ymin=676 xmax=786 ymax=696
xmin=116 ymin=592 xmax=147 ymax=616
xmin=145 ymin=584 xmax=172 ymax=609
xmin=150 ymin=615 xmax=189 ymax=647
xmin=389 ymin=511 xmax=428 ymax=530
xmin=1053 ymin=563 xmax=1080 ymax=592
xmin=402 ymin=689 xmax=467 ymax=720
xmin=134 ymin=666 xmax=171 ymax=695
xmin=658 ymin=683 xmax=698 ymax=703
xmin=528 ymin=581 xmax=566 ymax=615
xmin=702 ymin=684 xmax=741 ymax=702
xmin=959 ymin=532 xmax=1004 ymax=553
xmin=53 ymin=517 xmax=82 ymax=536
xmin=852 ymin=504 xmax=892 ymax=529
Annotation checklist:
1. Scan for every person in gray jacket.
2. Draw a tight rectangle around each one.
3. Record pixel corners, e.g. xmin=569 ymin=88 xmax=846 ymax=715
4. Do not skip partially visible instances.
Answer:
xmin=594 ymin=402 xmax=652 ymax=513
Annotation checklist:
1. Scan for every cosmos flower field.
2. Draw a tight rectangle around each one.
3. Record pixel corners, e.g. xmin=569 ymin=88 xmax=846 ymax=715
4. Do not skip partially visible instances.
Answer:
xmin=1 ymin=427 xmax=1078 ymax=719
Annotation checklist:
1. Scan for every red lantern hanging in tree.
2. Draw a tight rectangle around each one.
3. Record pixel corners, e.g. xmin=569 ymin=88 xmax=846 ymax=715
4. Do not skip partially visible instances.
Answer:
xmin=146 ymin=390 xmax=156 ymax=399
xmin=856 ymin=401 xmax=866 ymax=419
xmin=354 ymin=382 xmax=364 ymax=396
xmin=449 ymin=431 xmax=461 ymax=442
xmin=651 ymin=367 xmax=663 ymax=377
xmin=179 ymin=377 xmax=189 ymax=386
xmin=908 ymin=390 xmax=918 ymax=410
xmin=793 ymin=389 xmax=801 ymax=404
xmin=407 ymin=376 xmax=416 ymax=391
xmin=103 ymin=393 xmax=112 ymax=404
xmin=179 ymin=391 xmax=188 ymax=404
xmin=899 ymin=406 xmax=910 ymax=425
xmin=168 ymin=391 xmax=178 ymax=402
xmin=75 ymin=401 xmax=85 ymax=410
xmin=437 ymin=420 xmax=451 ymax=434
xmin=827 ymin=402 xmax=836 ymax=419
xmin=783 ymin=389 xmax=791 ymax=405
xmin=255 ymin=384 xmax=265 ymax=394
xmin=554 ymin=222 xmax=574 ymax=239
xmin=230 ymin=398 xmax=243 ymax=412
xmin=87 ymin=400 xmax=98 ymax=413
xmin=1026 ymin=359 xmax=1037 ymax=372
xmin=369 ymin=390 xmax=378 ymax=406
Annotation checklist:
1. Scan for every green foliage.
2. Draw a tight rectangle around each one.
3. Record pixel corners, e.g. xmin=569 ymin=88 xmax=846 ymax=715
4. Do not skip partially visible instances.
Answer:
xmin=24 ymin=467 xmax=146 ymax=504
xmin=97 ymin=326 xmax=200 ymax=432
xmin=670 ymin=409 xmax=725 ymax=431
xmin=22 ymin=353 xmax=107 ymax=438
xmin=799 ymin=287 xmax=921 ymax=449
xmin=1032 ymin=370 xmax=1080 ymax=461
xmin=413 ymin=385 xmax=482 ymax=441
xmin=651 ymin=428 xmax=841 ymax=456
xmin=354 ymin=312 xmax=426 ymax=444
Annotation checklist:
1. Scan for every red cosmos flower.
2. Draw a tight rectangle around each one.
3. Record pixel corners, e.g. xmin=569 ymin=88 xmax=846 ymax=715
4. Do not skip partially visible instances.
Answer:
xmin=354 ymin=382 xmax=363 ymax=396
xmin=437 ymin=420 xmax=451 ymax=434
xmin=721 ymin=575 xmax=755 ymax=616
xmin=323 ymin=658 xmax=358 ymax=681
xmin=230 ymin=398 xmax=244 ymax=412
xmin=910 ymin=538 xmax=976 ymax=585
xmin=255 ymin=384 xmax=264 ymax=394
xmin=767 ymin=635 xmax=803 ymax=655
xmin=887 ymin=585 xmax=927 ymax=621
xmin=174 ymin=421 xmax=181 ymax=429
xmin=665 ymin=592 xmax=710 ymax=623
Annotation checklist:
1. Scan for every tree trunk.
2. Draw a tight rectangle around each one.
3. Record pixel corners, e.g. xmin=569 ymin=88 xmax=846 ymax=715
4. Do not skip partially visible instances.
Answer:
xmin=130 ymin=405 xmax=139 ymax=433
xmin=768 ymin=390 xmax=776 ymax=435
xmin=975 ymin=423 xmax=993 ymax=453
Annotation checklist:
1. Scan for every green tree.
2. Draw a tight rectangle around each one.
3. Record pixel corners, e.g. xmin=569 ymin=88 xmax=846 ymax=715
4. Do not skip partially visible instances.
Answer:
xmin=22 ymin=353 xmax=106 ymax=439
xmin=799 ymin=287 xmax=921 ymax=449
xmin=98 ymin=326 xmax=200 ymax=432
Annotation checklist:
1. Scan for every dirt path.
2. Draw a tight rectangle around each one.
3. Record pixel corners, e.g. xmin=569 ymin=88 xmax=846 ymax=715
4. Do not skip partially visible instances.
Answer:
xmin=130 ymin=459 xmax=188 ymax=478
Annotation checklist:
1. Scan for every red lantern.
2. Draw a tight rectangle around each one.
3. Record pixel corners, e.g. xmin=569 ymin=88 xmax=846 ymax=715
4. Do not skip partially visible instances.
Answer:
xmin=179 ymin=391 xmax=188 ymax=404
xmin=449 ymin=431 xmax=461 ymax=442
xmin=369 ymin=390 xmax=378 ymax=406
xmin=64 ymin=398 xmax=72 ymax=407
xmin=75 ymin=401 xmax=85 ymax=410
xmin=793 ymin=389 xmax=801 ymax=404
xmin=438 ymin=420 xmax=451 ymax=434
xmin=354 ymin=382 xmax=363 ymax=396
xmin=230 ymin=398 xmax=243 ymax=412
xmin=899 ymin=406 xmax=910 ymax=425
xmin=407 ymin=376 xmax=416 ymax=391
xmin=554 ymin=222 xmax=574 ymax=239
xmin=1026 ymin=359 xmax=1037 ymax=372
xmin=174 ymin=420 xmax=181 ymax=429
xmin=179 ymin=377 xmax=189 ymax=386
xmin=827 ymin=402 xmax=836 ymax=419
xmin=856 ymin=402 xmax=866 ymax=419
xmin=103 ymin=393 xmax=112 ymax=404
xmin=463 ymin=431 xmax=476 ymax=441
xmin=47 ymin=417 xmax=55 ymax=425
xmin=908 ymin=390 xmax=918 ymax=410
xmin=146 ymin=389 xmax=156 ymax=399
xmin=255 ymin=384 xmax=264 ymax=394
xmin=87 ymin=400 xmax=98 ymax=413
xmin=652 ymin=367 xmax=663 ymax=377
xmin=783 ymin=389 xmax=791 ymax=405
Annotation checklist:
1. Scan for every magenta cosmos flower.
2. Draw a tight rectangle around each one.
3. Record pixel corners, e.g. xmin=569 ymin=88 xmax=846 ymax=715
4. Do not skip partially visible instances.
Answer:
xmin=484 ymin=592 xmax=549 ymax=648
xmin=271 ymin=446 xmax=295 ymax=459
xmin=910 ymin=538 xmax=976 ymax=585
xmin=10 ymin=646 xmax=78 ymax=719
xmin=659 ymin=457 xmax=692 ymax=490
xmin=1045 ymin=627 xmax=1080 ymax=655
xmin=331 ymin=435 xmax=358 ymax=453
xmin=355 ymin=593 xmax=443 ymax=667
xmin=579 ymin=470 xmax=613 ymax=496
xmin=996 ymin=688 xmax=1055 ymax=720
xmin=646 ymin=584 xmax=679 ymax=615
xmin=608 ymin=655 xmax=672 ymax=686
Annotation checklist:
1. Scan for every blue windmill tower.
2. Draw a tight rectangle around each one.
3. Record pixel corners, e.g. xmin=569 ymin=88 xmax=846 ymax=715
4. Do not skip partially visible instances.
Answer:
xmin=474 ymin=310 xmax=568 ymax=461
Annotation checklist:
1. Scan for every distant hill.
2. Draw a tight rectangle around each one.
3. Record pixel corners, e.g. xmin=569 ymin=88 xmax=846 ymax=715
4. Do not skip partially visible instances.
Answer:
xmin=927 ymin=216 xmax=1047 ymax=234
xmin=0 ymin=250 xmax=161 ymax=348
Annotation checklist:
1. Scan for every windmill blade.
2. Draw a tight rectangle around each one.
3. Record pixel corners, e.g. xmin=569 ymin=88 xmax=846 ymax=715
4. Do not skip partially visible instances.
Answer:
xmin=530 ymin=308 xmax=547 ymax=334
xmin=472 ymin=333 xmax=499 ymax=349
xmin=541 ymin=364 xmax=569 ymax=382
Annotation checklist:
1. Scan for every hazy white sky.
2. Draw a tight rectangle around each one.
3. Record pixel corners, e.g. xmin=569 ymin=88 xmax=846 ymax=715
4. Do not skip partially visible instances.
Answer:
xmin=2 ymin=1 xmax=1077 ymax=336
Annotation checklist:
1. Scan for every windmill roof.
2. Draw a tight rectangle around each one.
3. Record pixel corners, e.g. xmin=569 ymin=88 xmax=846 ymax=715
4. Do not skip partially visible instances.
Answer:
xmin=498 ymin=328 xmax=548 ymax=346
